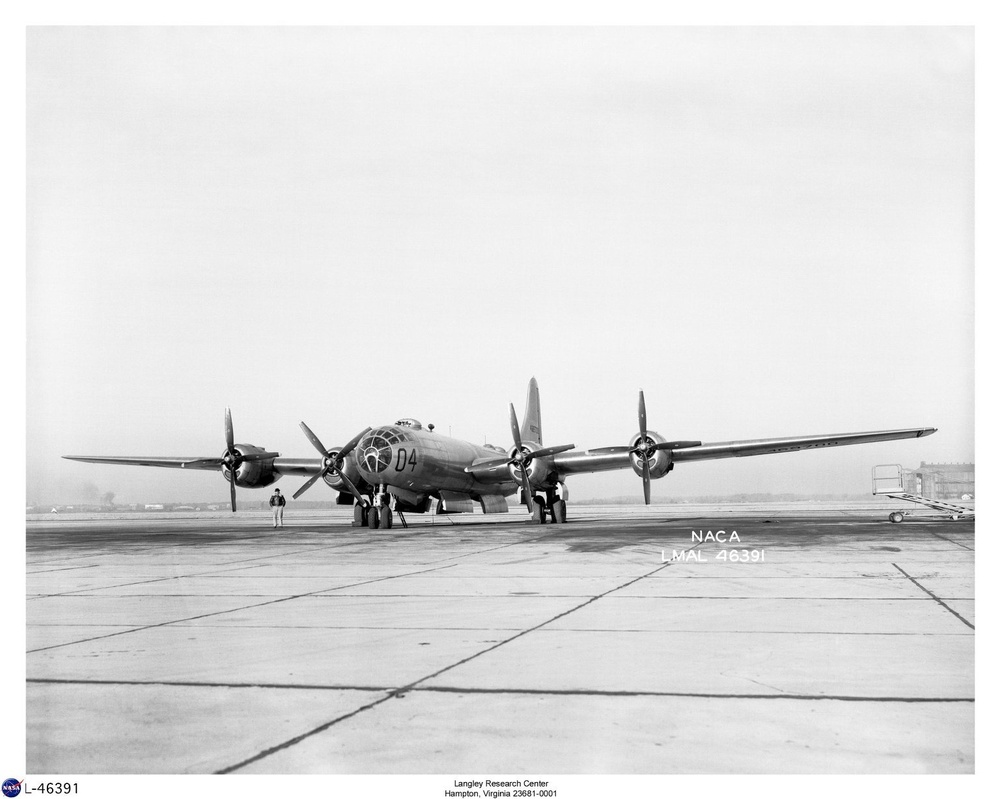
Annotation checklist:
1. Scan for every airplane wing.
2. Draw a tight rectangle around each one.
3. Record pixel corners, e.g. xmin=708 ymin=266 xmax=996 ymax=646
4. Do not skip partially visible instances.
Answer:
xmin=62 ymin=410 xmax=372 ymax=513
xmin=62 ymin=455 xmax=324 ymax=476
xmin=549 ymin=427 xmax=938 ymax=475
xmin=63 ymin=455 xmax=225 ymax=470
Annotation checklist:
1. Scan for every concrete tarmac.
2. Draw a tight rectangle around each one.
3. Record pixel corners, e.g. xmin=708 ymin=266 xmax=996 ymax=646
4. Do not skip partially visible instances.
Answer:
xmin=25 ymin=504 xmax=974 ymax=774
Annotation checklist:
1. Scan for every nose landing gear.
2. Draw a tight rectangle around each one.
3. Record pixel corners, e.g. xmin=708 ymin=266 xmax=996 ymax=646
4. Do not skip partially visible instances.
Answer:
xmin=354 ymin=485 xmax=394 ymax=529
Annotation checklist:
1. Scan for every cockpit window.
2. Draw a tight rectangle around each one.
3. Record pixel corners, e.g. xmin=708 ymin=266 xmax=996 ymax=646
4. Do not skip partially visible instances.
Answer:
xmin=358 ymin=427 xmax=409 ymax=473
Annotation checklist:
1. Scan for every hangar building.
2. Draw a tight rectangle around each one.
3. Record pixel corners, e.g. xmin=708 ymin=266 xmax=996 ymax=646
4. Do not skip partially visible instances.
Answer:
xmin=903 ymin=462 xmax=975 ymax=500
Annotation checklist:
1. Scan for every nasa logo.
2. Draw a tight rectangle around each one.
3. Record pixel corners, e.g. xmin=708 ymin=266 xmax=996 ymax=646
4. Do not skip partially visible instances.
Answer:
xmin=2 ymin=779 xmax=22 ymax=798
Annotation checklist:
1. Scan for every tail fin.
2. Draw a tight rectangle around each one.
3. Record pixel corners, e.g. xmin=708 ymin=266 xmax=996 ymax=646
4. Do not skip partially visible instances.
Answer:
xmin=520 ymin=377 xmax=543 ymax=445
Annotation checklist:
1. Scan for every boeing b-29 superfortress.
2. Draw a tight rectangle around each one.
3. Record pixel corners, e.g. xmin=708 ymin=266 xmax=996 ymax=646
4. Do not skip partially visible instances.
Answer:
xmin=65 ymin=379 xmax=936 ymax=528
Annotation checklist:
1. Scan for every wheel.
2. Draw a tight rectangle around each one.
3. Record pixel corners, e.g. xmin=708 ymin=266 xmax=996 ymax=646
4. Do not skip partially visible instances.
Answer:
xmin=380 ymin=506 xmax=393 ymax=529
xmin=951 ymin=514 xmax=960 ymax=521
xmin=552 ymin=499 xmax=567 ymax=524
xmin=531 ymin=498 xmax=546 ymax=524
xmin=889 ymin=512 xmax=904 ymax=524
xmin=368 ymin=506 xmax=381 ymax=529
xmin=353 ymin=504 xmax=366 ymax=527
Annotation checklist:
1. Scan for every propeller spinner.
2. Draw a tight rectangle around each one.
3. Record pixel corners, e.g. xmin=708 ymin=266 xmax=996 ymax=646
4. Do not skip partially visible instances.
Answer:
xmin=293 ymin=423 xmax=372 ymax=505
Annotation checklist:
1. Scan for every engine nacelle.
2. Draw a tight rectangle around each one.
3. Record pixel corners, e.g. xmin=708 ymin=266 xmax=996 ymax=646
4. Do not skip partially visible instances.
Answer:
xmin=507 ymin=446 xmax=557 ymax=488
xmin=221 ymin=444 xmax=279 ymax=488
xmin=628 ymin=431 xmax=674 ymax=480
xmin=321 ymin=450 xmax=363 ymax=491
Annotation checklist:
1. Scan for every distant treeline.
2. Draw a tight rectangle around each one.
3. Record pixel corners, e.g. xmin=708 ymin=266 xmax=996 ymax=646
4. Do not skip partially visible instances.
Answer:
xmin=30 ymin=493 xmax=882 ymax=514
xmin=27 ymin=499 xmax=352 ymax=513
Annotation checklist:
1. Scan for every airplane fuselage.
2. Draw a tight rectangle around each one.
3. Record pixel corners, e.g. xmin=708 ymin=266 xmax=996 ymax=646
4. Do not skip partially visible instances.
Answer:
xmin=353 ymin=421 xmax=514 ymax=498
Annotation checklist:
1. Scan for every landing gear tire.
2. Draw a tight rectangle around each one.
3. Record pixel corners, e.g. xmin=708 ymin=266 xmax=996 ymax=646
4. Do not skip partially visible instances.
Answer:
xmin=552 ymin=499 xmax=567 ymax=524
xmin=380 ymin=506 xmax=393 ymax=529
xmin=353 ymin=504 xmax=366 ymax=527
xmin=531 ymin=498 xmax=546 ymax=524
xmin=368 ymin=507 xmax=381 ymax=529
xmin=889 ymin=512 xmax=904 ymax=524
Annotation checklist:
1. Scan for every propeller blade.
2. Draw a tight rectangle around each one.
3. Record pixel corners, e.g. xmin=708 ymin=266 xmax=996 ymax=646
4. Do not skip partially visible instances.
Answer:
xmin=333 ymin=465 xmax=368 ymax=506
xmin=638 ymin=391 xmax=647 ymax=438
xmin=331 ymin=428 xmax=371 ymax=506
xmin=297 ymin=423 xmax=372 ymax=504
xmin=520 ymin=462 xmax=533 ymax=514
xmin=299 ymin=421 xmax=329 ymax=458
xmin=293 ymin=471 xmax=324 ymax=500
xmin=509 ymin=404 xmax=524 ymax=450
xmin=224 ymin=408 xmax=239 ymax=512
xmin=339 ymin=427 xmax=372 ymax=458
xmin=650 ymin=440 xmax=702 ymax=452
xmin=526 ymin=443 xmax=575 ymax=459
xmin=299 ymin=423 xmax=371 ymax=462
xmin=642 ymin=457 xmax=651 ymax=505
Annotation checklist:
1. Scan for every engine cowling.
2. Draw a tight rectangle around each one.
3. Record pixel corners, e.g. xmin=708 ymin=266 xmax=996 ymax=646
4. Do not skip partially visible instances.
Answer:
xmin=507 ymin=445 xmax=557 ymax=488
xmin=221 ymin=444 xmax=279 ymax=488
xmin=321 ymin=450 xmax=363 ymax=491
xmin=628 ymin=431 xmax=674 ymax=480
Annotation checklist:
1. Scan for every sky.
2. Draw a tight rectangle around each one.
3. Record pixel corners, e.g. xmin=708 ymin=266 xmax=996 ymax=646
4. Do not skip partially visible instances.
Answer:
xmin=25 ymin=26 xmax=975 ymax=505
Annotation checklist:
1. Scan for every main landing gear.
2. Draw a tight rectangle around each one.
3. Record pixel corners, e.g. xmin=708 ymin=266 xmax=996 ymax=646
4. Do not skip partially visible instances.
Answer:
xmin=527 ymin=488 xmax=568 ymax=524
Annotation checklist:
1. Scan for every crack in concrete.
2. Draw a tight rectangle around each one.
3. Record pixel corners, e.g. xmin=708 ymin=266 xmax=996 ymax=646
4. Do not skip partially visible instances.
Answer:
xmin=892 ymin=563 xmax=974 ymax=630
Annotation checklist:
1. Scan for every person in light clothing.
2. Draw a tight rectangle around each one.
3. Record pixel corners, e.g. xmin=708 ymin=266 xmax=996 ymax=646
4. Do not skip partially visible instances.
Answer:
xmin=269 ymin=488 xmax=285 ymax=527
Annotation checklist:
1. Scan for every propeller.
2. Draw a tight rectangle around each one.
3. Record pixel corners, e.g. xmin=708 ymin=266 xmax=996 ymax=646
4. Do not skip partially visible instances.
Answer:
xmin=293 ymin=423 xmax=372 ymax=504
xmin=221 ymin=407 xmax=280 ymax=513
xmin=507 ymin=404 xmax=574 ymax=513
xmin=631 ymin=391 xmax=701 ymax=505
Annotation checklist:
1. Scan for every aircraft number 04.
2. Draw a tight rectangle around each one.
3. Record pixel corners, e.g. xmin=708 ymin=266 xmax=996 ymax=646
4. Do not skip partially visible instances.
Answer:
xmin=394 ymin=448 xmax=418 ymax=472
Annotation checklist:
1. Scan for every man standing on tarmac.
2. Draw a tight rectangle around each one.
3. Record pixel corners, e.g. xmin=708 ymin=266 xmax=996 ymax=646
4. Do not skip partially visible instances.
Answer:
xmin=269 ymin=488 xmax=285 ymax=527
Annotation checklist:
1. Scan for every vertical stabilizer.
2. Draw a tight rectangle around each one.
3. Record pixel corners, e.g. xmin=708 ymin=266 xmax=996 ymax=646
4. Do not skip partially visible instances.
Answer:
xmin=520 ymin=377 xmax=543 ymax=445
